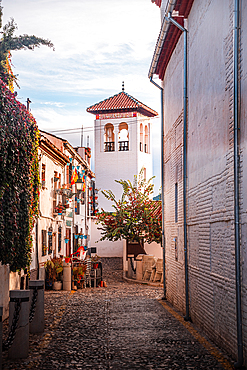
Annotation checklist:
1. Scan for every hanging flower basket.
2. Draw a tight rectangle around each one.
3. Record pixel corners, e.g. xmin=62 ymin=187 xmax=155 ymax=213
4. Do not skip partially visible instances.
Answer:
xmin=65 ymin=238 xmax=69 ymax=244
xmin=93 ymin=263 xmax=98 ymax=269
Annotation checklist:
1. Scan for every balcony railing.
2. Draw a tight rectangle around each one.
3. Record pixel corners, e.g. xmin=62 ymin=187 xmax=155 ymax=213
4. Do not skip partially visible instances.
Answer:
xmin=119 ymin=141 xmax=129 ymax=151
xmin=104 ymin=142 xmax=115 ymax=152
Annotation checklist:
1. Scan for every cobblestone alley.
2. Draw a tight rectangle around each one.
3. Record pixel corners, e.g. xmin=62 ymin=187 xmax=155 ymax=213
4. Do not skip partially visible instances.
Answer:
xmin=2 ymin=258 xmax=235 ymax=369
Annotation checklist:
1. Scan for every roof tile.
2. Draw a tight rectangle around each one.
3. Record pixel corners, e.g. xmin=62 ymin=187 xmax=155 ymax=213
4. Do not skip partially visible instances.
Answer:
xmin=87 ymin=91 xmax=158 ymax=117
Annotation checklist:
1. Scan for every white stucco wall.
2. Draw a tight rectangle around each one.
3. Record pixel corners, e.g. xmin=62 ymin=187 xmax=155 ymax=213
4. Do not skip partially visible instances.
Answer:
xmin=91 ymin=218 xmax=124 ymax=257
xmin=94 ymin=114 xmax=153 ymax=212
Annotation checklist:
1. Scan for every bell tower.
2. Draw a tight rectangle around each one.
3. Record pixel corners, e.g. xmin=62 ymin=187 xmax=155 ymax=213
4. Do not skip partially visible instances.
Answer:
xmin=87 ymin=88 xmax=158 ymax=212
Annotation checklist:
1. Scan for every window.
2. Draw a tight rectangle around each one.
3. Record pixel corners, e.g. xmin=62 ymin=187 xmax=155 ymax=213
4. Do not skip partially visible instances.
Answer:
xmin=118 ymin=122 xmax=129 ymax=151
xmin=58 ymin=226 xmax=62 ymax=253
xmin=144 ymin=126 xmax=149 ymax=153
xmin=66 ymin=163 xmax=72 ymax=184
xmin=140 ymin=123 xmax=143 ymax=151
xmin=175 ymin=183 xmax=178 ymax=223
xmin=54 ymin=171 xmax=60 ymax=190
xmin=48 ymin=227 xmax=53 ymax=254
xmin=74 ymin=225 xmax=78 ymax=253
xmin=104 ymin=123 xmax=115 ymax=152
xmin=42 ymin=230 xmax=47 ymax=256
xmin=75 ymin=193 xmax=80 ymax=215
xmin=41 ymin=164 xmax=46 ymax=188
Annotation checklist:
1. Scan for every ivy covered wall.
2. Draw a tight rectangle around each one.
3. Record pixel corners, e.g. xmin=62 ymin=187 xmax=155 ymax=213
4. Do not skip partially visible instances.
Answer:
xmin=0 ymin=79 xmax=39 ymax=271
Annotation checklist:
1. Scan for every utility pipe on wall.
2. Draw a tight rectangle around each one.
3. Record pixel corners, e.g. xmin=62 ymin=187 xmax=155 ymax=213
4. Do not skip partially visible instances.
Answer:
xmin=150 ymin=77 xmax=166 ymax=300
xmin=166 ymin=13 xmax=190 ymax=321
xmin=233 ymin=0 xmax=243 ymax=367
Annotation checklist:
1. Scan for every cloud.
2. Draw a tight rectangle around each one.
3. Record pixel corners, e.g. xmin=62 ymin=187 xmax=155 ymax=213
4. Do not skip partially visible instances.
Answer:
xmin=2 ymin=0 xmax=162 ymax=192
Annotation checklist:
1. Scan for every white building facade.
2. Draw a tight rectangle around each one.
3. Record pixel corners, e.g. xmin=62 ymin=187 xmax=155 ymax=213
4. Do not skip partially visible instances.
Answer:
xmin=87 ymin=89 xmax=158 ymax=257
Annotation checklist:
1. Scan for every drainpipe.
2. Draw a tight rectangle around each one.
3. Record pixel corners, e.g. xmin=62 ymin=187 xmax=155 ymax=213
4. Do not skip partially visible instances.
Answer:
xmin=166 ymin=13 xmax=190 ymax=321
xmin=150 ymin=77 xmax=166 ymax=300
xmin=233 ymin=0 xmax=243 ymax=367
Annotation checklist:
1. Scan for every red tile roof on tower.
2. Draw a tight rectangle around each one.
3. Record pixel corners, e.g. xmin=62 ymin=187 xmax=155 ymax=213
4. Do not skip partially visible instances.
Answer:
xmin=86 ymin=91 xmax=158 ymax=118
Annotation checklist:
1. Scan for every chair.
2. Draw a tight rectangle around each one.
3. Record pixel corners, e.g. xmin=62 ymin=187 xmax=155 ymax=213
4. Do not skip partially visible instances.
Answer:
xmin=152 ymin=258 xmax=163 ymax=283
xmin=142 ymin=255 xmax=154 ymax=279
xmin=143 ymin=256 xmax=156 ymax=281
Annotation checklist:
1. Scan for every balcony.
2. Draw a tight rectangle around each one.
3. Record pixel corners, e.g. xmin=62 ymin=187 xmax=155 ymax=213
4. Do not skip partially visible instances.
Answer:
xmin=119 ymin=141 xmax=129 ymax=151
xmin=104 ymin=142 xmax=115 ymax=152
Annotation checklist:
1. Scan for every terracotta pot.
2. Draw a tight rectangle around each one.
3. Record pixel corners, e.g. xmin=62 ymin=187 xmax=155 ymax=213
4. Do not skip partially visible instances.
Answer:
xmin=65 ymin=257 xmax=70 ymax=263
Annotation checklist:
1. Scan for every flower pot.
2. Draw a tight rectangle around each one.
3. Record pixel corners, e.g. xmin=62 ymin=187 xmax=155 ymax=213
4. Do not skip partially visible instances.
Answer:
xmin=93 ymin=263 xmax=98 ymax=269
xmin=65 ymin=257 xmax=70 ymax=263
xmin=53 ymin=281 xmax=62 ymax=291
xmin=45 ymin=279 xmax=53 ymax=290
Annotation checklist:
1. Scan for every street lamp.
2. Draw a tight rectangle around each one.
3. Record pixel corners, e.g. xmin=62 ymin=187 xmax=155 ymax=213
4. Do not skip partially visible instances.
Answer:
xmin=76 ymin=178 xmax=83 ymax=192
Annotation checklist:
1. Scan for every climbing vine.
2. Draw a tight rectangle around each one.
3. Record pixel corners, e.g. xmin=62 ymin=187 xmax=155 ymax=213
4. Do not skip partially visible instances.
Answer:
xmin=0 ymin=79 xmax=40 ymax=271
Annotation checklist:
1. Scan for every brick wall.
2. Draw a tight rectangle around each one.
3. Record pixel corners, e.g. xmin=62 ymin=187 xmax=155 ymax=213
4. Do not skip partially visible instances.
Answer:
xmin=162 ymin=0 xmax=246 ymax=360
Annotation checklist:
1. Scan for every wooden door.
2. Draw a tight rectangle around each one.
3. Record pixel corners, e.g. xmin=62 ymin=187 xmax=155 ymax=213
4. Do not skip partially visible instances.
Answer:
xmin=126 ymin=239 xmax=146 ymax=260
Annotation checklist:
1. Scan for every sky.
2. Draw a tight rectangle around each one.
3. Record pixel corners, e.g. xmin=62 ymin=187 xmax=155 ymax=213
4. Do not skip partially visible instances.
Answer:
xmin=2 ymin=0 xmax=162 ymax=195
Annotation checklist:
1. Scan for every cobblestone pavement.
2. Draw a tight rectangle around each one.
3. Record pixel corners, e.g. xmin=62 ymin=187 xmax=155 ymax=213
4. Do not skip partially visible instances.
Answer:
xmin=2 ymin=258 xmax=235 ymax=369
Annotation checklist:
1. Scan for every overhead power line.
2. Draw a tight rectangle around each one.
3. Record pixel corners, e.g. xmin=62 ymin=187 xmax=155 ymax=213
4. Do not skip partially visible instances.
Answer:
xmin=46 ymin=115 xmax=160 ymax=136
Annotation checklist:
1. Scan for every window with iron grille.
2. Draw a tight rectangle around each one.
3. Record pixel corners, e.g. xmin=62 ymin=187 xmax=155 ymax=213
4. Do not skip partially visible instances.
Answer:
xmin=41 ymin=164 xmax=46 ymax=188
xmin=48 ymin=228 xmax=53 ymax=254
xmin=42 ymin=230 xmax=47 ymax=256
xmin=58 ymin=226 xmax=62 ymax=253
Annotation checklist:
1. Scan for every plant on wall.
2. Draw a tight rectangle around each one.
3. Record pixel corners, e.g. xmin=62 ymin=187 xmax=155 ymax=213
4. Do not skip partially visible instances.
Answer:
xmin=0 ymin=79 xmax=40 ymax=271
xmin=0 ymin=1 xmax=54 ymax=91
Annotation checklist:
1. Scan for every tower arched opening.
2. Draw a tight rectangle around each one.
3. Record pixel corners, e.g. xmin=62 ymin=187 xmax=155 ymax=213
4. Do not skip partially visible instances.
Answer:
xmin=118 ymin=122 xmax=129 ymax=151
xmin=104 ymin=123 xmax=115 ymax=152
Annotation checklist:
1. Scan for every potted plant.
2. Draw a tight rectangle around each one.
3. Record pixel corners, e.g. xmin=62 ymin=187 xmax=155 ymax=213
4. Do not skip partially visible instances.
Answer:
xmin=52 ymin=256 xmax=63 ymax=290
xmin=44 ymin=257 xmax=63 ymax=290
xmin=44 ymin=260 xmax=55 ymax=289
xmin=91 ymin=254 xmax=101 ymax=269
xmin=72 ymin=264 xmax=87 ymax=289
xmin=64 ymin=255 xmax=71 ymax=263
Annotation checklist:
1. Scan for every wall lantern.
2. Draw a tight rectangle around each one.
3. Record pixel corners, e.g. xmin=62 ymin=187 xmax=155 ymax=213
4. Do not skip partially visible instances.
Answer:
xmin=76 ymin=178 xmax=83 ymax=191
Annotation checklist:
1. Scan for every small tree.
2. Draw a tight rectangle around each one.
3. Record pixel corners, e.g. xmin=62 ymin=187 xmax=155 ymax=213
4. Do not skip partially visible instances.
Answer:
xmin=96 ymin=170 xmax=162 ymax=244
xmin=0 ymin=1 xmax=54 ymax=91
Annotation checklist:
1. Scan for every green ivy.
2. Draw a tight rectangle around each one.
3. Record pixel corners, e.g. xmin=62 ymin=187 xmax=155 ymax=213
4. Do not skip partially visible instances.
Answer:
xmin=0 ymin=79 xmax=40 ymax=271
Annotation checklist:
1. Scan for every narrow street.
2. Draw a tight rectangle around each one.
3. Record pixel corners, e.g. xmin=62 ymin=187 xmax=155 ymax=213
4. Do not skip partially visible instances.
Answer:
xmin=3 ymin=259 xmax=234 ymax=370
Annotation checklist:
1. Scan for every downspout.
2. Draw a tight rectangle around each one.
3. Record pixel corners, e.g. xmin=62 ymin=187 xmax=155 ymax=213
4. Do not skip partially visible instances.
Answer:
xmin=150 ymin=77 xmax=166 ymax=300
xmin=233 ymin=0 xmax=243 ymax=367
xmin=166 ymin=13 xmax=190 ymax=321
